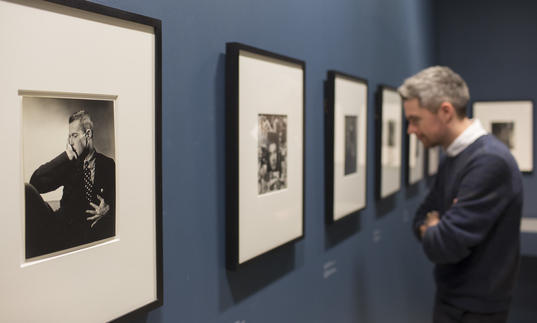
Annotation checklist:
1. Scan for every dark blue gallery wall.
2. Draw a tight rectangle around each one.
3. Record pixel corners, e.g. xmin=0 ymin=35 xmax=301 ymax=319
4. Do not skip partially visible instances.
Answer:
xmin=91 ymin=0 xmax=436 ymax=322
xmin=435 ymin=1 xmax=537 ymax=322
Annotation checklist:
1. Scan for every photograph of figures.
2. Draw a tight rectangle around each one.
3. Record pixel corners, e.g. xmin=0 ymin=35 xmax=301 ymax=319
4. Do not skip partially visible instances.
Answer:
xmin=376 ymin=86 xmax=402 ymax=199
xmin=258 ymin=114 xmax=287 ymax=195
xmin=473 ymin=100 xmax=533 ymax=172
xmin=22 ymin=95 xmax=116 ymax=259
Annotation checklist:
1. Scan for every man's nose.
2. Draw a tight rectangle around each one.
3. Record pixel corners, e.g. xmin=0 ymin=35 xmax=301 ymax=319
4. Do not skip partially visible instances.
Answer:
xmin=407 ymin=123 xmax=416 ymax=134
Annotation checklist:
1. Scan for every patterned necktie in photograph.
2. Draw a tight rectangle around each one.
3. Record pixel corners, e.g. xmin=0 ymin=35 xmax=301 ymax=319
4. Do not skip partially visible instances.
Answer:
xmin=83 ymin=161 xmax=94 ymax=204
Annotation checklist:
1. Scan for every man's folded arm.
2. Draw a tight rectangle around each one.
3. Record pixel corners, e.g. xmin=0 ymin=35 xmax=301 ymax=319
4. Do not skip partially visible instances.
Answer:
xmin=422 ymin=155 xmax=514 ymax=264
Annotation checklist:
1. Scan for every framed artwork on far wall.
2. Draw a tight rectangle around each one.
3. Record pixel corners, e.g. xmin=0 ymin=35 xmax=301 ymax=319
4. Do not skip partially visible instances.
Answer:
xmin=325 ymin=71 xmax=368 ymax=224
xmin=0 ymin=0 xmax=162 ymax=322
xmin=473 ymin=100 xmax=534 ymax=173
xmin=405 ymin=133 xmax=425 ymax=185
xmin=226 ymin=42 xmax=304 ymax=270
xmin=375 ymin=85 xmax=403 ymax=199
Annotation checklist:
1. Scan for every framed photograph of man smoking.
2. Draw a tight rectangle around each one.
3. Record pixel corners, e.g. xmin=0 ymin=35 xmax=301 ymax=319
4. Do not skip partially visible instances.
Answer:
xmin=375 ymin=85 xmax=403 ymax=199
xmin=226 ymin=42 xmax=304 ymax=270
xmin=0 ymin=1 xmax=162 ymax=322
xmin=473 ymin=100 xmax=534 ymax=173
xmin=325 ymin=71 xmax=368 ymax=223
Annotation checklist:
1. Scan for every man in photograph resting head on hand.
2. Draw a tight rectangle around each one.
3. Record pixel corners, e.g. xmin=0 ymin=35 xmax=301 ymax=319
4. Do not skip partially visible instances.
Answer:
xmin=25 ymin=110 xmax=115 ymax=258
xmin=398 ymin=66 xmax=523 ymax=323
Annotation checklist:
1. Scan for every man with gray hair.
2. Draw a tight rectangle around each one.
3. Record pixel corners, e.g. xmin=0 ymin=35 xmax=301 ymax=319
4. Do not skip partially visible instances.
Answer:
xmin=25 ymin=110 xmax=115 ymax=258
xmin=399 ymin=66 xmax=522 ymax=323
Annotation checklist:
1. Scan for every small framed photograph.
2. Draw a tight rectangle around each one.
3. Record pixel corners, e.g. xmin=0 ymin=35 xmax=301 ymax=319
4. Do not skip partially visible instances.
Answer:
xmin=325 ymin=71 xmax=368 ymax=223
xmin=0 ymin=0 xmax=162 ymax=321
xmin=473 ymin=100 xmax=534 ymax=172
xmin=375 ymin=85 xmax=403 ymax=199
xmin=226 ymin=42 xmax=304 ymax=269
xmin=427 ymin=147 xmax=441 ymax=176
xmin=405 ymin=133 xmax=425 ymax=185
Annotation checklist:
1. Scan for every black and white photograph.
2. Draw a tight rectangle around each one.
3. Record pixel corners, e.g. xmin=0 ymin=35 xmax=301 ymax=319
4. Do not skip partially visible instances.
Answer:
xmin=491 ymin=121 xmax=514 ymax=149
xmin=387 ymin=119 xmax=396 ymax=148
xmin=344 ymin=115 xmax=358 ymax=175
xmin=23 ymin=96 xmax=116 ymax=259
xmin=258 ymin=114 xmax=288 ymax=194
xmin=385 ymin=119 xmax=398 ymax=167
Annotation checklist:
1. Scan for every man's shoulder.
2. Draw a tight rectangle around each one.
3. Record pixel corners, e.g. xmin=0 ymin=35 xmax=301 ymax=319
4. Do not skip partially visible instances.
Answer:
xmin=476 ymin=135 xmax=517 ymax=163
xmin=465 ymin=135 xmax=521 ymax=175
xmin=95 ymin=152 xmax=115 ymax=167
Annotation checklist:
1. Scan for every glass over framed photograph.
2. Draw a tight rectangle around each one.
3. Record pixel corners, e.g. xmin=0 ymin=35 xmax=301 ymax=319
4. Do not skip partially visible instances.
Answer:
xmin=375 ymin=85 xmax=402 ymax=199
xmin=405 ymin=133 xmax=425 ymax=185
xmin=325 ymin=71 xmax=368 ymax=223
xmin=473 ymin=100 xmax=534 ymax=172
xmin=0 ymin=0 xmax=162 ymax=322
xmin=226 ymin=42 xmax=304 ymax=270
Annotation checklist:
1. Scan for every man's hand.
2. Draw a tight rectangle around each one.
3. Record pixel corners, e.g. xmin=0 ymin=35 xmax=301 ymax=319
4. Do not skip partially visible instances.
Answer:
xmin=419 ymin=210 xmax=440 ymax=239
xmin=86 ymin=195 xmax=110 ymax=228
xmin=66 ymin=141 xmax=78 ymax=160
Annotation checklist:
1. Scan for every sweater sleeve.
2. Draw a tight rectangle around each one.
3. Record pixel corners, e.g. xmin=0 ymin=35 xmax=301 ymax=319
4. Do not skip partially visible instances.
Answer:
xmin=422 ymin=154 xmax=514 ymax=264
xmin=29 ymin=152 xmax=72 ymax=193
xmin=413 ymin=176 xmax=440 ymax=240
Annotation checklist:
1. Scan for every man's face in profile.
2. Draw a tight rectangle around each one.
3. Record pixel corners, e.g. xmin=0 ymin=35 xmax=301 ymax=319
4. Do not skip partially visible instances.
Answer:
xmin=404 ymin=98 xmax=444 ymax=148
xmin=68 ymin=120 xmax=88 ymax=157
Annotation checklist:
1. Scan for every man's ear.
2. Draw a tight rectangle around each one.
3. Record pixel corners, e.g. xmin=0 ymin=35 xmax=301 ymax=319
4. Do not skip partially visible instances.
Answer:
xmin=85 ymin=129 xmax=93 ymax=138
xmin=438 ymin=102 xmax=456 ymax=122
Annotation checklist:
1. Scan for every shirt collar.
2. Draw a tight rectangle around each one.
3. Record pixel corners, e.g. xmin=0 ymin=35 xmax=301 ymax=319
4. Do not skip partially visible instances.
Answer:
xmin=83 ymin=150 xmax=96 ymax=168
xmin=445 ymin=119 xmax=487 ymax=157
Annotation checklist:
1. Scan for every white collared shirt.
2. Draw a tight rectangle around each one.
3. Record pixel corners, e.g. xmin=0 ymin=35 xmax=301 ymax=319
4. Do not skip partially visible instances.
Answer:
xmin=445 ymin=119 xmax=488 ymax=157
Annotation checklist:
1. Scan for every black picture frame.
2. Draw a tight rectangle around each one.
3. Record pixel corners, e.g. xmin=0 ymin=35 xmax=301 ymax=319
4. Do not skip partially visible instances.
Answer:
xmin=325 ymin=70 xmax=368 ymax=224
xmin=226 ymin=42 xmax=305 ymax=270
xmin=375 ymin=85 xmax=403 ymax=199
xmin=0 ymin=0 xmax=162 ymax=321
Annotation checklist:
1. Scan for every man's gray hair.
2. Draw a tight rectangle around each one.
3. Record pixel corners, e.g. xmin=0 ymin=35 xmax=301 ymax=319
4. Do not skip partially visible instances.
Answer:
xmin=398 ymin=66 xmax=470 ymax=118
xmin=69 ymin=110 xmax=93 ymax=132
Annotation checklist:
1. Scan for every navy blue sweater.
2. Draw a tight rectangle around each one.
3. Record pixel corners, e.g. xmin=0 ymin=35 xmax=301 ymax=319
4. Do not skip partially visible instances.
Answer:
xmin=414 ymin=134 xmax=523 ymax=313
